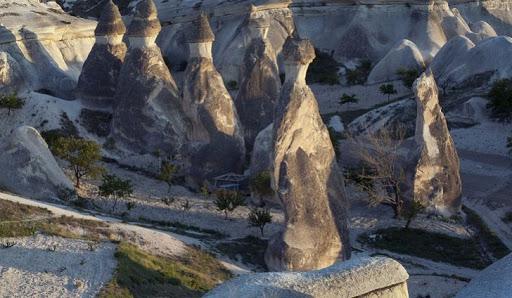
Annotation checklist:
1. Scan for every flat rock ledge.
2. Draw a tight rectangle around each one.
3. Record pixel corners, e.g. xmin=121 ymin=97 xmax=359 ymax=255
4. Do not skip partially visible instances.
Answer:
xmin=205 ymin=256 xmax=409 ymax=298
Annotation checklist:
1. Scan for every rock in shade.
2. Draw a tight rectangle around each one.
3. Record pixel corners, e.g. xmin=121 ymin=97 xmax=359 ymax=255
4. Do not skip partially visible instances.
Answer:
xmin=412 ymin=70 xmax=462 ymax=216
xmin=235 ymin=15 xmax=280 ymax=151
xmin=0 ymin=126 xmax=74 ymax=201
xmin=75 ymin=0 xmax=127 ymax=107
xmin=265 ymin=35 xmax=351 ymax=272
xmin=0 ymin=51 xmax=24 ymax=94
xmin=248 ymin=123 xmax=273 ymax=177
xmin=181 ymin=13 xmax=245 ymax=184
xmin=111 ymin=0 xmax=189 ymax=155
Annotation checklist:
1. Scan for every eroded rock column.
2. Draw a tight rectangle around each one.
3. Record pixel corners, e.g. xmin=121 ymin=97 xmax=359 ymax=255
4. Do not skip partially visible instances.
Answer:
xmin=181 ymin=13 xmax=245 ymax=183
xmin=75 ymin=0 xmax=127 ymax=107
xmin=265 ymin=36 xmax=351 ymax=272
xmin=111 ymin=0 xmax=189 ymax=155
xmin=413 ymin=70 xmax=462 ymax=216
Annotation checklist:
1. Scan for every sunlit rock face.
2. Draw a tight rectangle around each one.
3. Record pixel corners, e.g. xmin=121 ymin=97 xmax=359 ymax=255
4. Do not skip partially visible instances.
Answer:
xmin=111 ymin=0 xmax=189 ymax=155
xmin=181 ymin=13 xmax=245 ymax=183
xmin=235 ymin=15 xmax=281 ymax=150
xmin=0 ymin=51 xmax=24 ymax=94
xmin=413 ymin=70 xmax=462 ymax=217
xmin=265 ymin=36 xmax=351 ymax=272
xmin=76 ymin=0 xmax=127 ymax=107
xmin=0 ymin=126 xmax=74 ymax=201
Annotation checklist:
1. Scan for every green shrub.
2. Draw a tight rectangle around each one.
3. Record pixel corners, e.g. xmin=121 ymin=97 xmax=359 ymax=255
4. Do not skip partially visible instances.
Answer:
xmin=306 ymin=48 xmax=340 ymax=85
xmin=487 ymin=79 xmax=512 ymax=121
xmin=0 ymin=93 xmax=24 ymax=115
xmin=396 ymin=68 xmax=420 ymax=89
xmin=346 ymin=60 xmax=372 ymax=85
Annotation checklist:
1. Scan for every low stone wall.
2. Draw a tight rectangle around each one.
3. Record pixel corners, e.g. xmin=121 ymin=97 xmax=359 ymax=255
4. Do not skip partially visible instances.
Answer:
xmin=204 ymin=256 xmax=409 ymax=298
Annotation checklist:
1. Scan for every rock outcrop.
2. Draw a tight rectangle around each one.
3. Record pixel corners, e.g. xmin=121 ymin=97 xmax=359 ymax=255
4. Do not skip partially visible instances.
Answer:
xmin=205 ymin=257 xmax=409 ymax=298
xmin=412 ymin=70 xmax=462 ymax=216
xmin=111 ymin=0 xmax=189 ymax=155
xmin=0 ymin=52 xmax=24 ymax=93
xmin=75 ymin=0 xmax=127 ymax=107
xmin=235 ymin=15 xmax=281 ymax=150
xmin=0 ymin=126 xmax=74 ymax=201
xmin=181 ymin=13 xmax=245 ymax=183
xmin=367 ymin=39 xmax=425 ymax=84
xmin=248 ymin=123 xmax=273 ymax=176
xmin=266 ymin=36 xmax=350 ymax=272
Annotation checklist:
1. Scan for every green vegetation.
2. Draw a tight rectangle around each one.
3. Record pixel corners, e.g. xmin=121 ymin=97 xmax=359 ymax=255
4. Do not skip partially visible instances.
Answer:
xmin=359 ymin=227 xmax=490 ymax=269
xmin=214 ymin=190 xmax=245 ymax=220
xmin=396 ymin=68 xmax=420 ymax=89
xmin=99 ymin=174 xmax=134 ymax=212
xmin=226 ymin=80 xmax=239 ymax=91
xmin=248 ymin=208 xmax=272 ymax=236
xmin=339 ymin=93 xmax=359 ymax=106
xmin=306 ymin=48 xmax=340 ymax=85
xmin=502 ymin=211 xmax=512 ymax=224
xmin=346 ymin=60 xmax=372 ymax=85
xmin=51 ymin=137 xmax=104 ymax=188
xmin=158 ymin=161 xmax=178 ymax=193
xmin=0 ymin=93 xmax=24 ymax=115
xmin=379 ymin=83 xmax=398 ymax=102
xmin=487 ymin=79 xmax=512 ymax=121
xmin=99 ymin=243 xmax=231 ymax=298
xmin=249 ymin=171 xmax=273 ymax=205
xmin=463 ymin=206 xmax=511 ymax=260
xmin=215 ymin=236 xmax=268 ymax=271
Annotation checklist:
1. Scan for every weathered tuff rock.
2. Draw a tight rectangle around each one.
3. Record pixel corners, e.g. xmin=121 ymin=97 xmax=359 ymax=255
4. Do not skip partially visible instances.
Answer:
xmin=235 ymin=15 xmax=281 ymax=150
xmin=111 ymin=0 xmax=189 ymax=155
xmin=76 ymin=0 xmax=127 ymax=107
xmin=205 ymin=257 xmax=409 ymax=298
xmin=412 ymin=70 xmax=462 ymax=216
xmin=0 ymin=126 xmax=74 ymax=201
xmin=0 ymin=51 xmax=24 ymax=94
xmin=248 ymin=123 xmax=273 ymax=176
xmin=266 ymin=36 xmax=350 ymax=272
xmin=182 ymin=13 xmax=245 ymax=183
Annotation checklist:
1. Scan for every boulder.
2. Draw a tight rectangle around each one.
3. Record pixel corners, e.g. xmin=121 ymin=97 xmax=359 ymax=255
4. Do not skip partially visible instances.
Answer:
xmin=75 ymin=0 xmax=127 ymax=107
xmin=181 ymin=13 xmax=245 ymax=183
xmin=0 ymin=126 xmax=74 ymax=201
xmin=456 ymin=253 xmax=512 ymax=298
xmin=367 ymin=39 xmax=425 ymax=84
xmin=205 ymin=257 xmax=409 ymax=298
xmin=412 ymin=70 xmax=462 ymax=216
xmin=430 ymin=35 xmax=475 ymax=81
xmin=111 ymin=0 xmax=189 ymax=155
xmin=328 ymin=115 xmax=345 ymax=134
xmin=0 ymin=51 xmax=24 ymax=94
xmin=266 ymin=36 xmax=351 ymax=272
xmin=235 ymin=16 xmax=281 ymax=150
xmin=248 ymin=123 xmax=273 ymax=176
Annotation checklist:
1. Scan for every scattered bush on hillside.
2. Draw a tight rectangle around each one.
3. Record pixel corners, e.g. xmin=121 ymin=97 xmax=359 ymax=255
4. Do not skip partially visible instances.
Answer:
xmin=379 ymin=83 xmax=398 ymax=102
xmin=396 ymin=68 xmax=420 ymax=89
xmin=306 ymin=48 xmax=340 ymax=85
xmin=0 ymin=93 xmax=24 ymax=115
xmin=248 ymin=208 xmax=272 ymax=236
xmin=346 ymin=60 xmax=372 ymax=85
xmin=487 ymin=79 xmax=512 ymax=121
xmin=99 ymin=174 xmax=133 ymax=213
xmin=214 ymin=190 xmax=245 ymax=220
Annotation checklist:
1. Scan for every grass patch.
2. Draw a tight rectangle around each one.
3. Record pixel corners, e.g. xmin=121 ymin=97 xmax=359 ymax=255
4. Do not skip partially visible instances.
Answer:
xmin=359 ymin=227 xmax=490 ymax=269
xmin=463 ymin=206 xmax=511 ymax=260
xmin=215 ymin=236 xmax=268 ymax=271
xmin=99 ymin=242 xmax=231 ymax=298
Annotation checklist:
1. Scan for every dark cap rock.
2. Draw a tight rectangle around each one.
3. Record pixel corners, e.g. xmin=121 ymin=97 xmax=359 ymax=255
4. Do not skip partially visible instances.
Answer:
xmin=282 ymin=36 xmax=316 ymax=64
xmin=126 ymin=0 xmax=161 ymax=37
xmin=186 ymin=12 xmax=215 ymax=43
xmin=95 ymin=0 xmax=126 ymax=36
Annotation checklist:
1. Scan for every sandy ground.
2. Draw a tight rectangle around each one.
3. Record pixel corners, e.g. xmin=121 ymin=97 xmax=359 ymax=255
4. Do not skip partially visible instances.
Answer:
xmin=0 ymin=234 xmax=116 ymax=298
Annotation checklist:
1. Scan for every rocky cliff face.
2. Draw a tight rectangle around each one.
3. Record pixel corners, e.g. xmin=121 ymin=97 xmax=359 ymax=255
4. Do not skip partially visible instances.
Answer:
xmin=266 ymin=36 xmax=351 ymax=272
xmin=111 ymin=0 xmax=189 ymax=155
xmin=75 ymin=0 xmax=127 ymax=107
xmin=413 ymin=70 xmax=462 ymax=216
xmin=182 ymin=13 xmax=245 ymax=183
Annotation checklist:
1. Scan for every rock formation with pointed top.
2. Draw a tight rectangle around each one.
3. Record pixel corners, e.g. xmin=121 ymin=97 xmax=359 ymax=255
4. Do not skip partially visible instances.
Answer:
xmin=413 ymin=70 xmax=462 ymax=217
xmin=76 ymin=0 xmax=127 ymax=106
xmin=181 ymin=13 xmax=245 ymax=183
xmin=111 ymin=0 xmax=189 ymax=155
xmin=235 ymin=15 xmax=280 ymax=151
xmin=265 ymin=36 xmax=351 ymax=272
xmin=0 ymin=51 xmax=24 ymax=94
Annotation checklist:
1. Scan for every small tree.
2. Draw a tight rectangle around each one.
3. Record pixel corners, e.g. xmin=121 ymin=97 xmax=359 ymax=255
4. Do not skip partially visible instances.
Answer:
xmin=52 ymin=137 xmax=104 ymax=188
xmin=396 ymin=68 xmax=420 ymax=89
xmin=99 ymin=174 xmax=133 ymax=212
xmin=214 ymin=190 xmax=245 ymax=220
xmin=250 ymin=172 xmax=273 ymax=205
xmin=0 ymin=93 xmax=25 ymax=115
xmin=339 ymin=93 xmax=359 ymax=106
xmin=379 ymin=83 xmax=398 ymax=102
xmin=403 ymin=200 xmax=426 ymax=229
xmin=248 ymin=208 xmax=272 ymax=236
xmin=487 ymin=79 xmax=512 ymax=121
xmin=158 ymin=161 xmax=178 ymax=193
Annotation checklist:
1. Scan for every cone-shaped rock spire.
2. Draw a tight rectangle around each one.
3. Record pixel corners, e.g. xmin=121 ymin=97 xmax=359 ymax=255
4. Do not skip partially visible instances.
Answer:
xmin=126 ymin=0 xmax=161 ymax=38
xmin=95 ymin=0 xmax=126 ymax=37
xmin=187 ymin=12 xmax=215 ymax=43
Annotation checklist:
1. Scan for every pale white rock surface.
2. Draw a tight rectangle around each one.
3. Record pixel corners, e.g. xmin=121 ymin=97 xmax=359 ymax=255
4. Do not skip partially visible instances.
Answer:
xmin=205 ymin=257 xmax=409 ymax=298
xmin=328 ymin=115 xmax=345 ymax=133
xmin=430 ymin=35 xmax=475 ymax=81
xmin=0 ymin=51 xmax=24 ymax=93
xmin=0 ymin=126 xmax=74 ymax=201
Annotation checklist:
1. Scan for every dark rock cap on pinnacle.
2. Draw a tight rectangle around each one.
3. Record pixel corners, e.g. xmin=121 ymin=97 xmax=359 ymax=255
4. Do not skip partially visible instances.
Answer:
xmin=126 ymin=0 xmax=161 ymax=37
xmin=95 ymin=0 xmax=126 ymax=36
xmin=186 ymin=12 xmax=215 ymax=43
xmin=282 ymin=36 xmax=316 ymax=64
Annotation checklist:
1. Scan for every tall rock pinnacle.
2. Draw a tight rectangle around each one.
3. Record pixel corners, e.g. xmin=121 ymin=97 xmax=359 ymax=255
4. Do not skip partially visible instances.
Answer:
xmin=181 ymin=12 xmax=245 ymax=184
xmin=235 ymin=14 xmax=280 ymax=153
xmin=412 ymin=70 xmax=462 ymax=216
xmin=111 ymin=0 xmax=189 ymax=156
xmin=265 ymin=36 xmax=351 ymax=272
xmin=76 ymin=0 xmax=127 ymax=106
